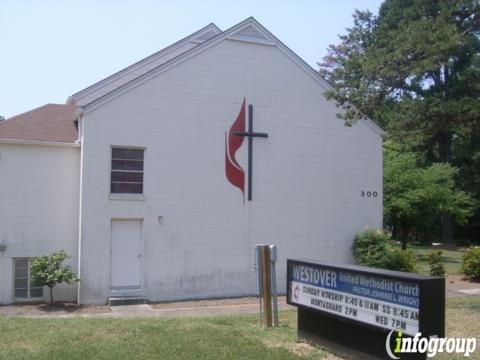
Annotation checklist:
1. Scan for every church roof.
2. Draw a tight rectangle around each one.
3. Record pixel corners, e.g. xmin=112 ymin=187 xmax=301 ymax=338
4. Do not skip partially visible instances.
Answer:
xmin=1 ymin=23 xmax=222 ymax=144
xmin=71 ymin=17 xmax=383 ymax=136
xmin=72 ymin=17 xmax=335 ymax=112
xmin=70 ymin=23 xmax=222 ymax=107
xmin=0 ymin=104 xmax=77 ymax=143
xmin=2 ymin=18 xmax=384 ymax=142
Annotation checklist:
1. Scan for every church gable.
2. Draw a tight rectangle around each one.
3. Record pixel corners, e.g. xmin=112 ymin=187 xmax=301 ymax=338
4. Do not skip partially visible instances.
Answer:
xmin=77 ymin=18 xmax=331 ymax=110
xmin=75 ymin=17 xmax=383 ymax=138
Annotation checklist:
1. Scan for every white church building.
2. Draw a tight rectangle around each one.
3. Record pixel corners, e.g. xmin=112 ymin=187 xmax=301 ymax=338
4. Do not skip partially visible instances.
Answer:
xmin=0 ymin=18 xmax=383 ymax=305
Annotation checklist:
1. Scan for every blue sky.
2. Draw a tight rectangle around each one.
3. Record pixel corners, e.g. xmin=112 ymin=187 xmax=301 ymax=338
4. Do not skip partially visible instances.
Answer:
xmin=1 ymin=0 xmax=383 ymax=118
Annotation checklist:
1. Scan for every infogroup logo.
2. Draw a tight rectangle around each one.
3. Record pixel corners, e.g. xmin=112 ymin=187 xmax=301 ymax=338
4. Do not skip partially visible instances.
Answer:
xmin=386 ymin=329 xmax=477 ymax=358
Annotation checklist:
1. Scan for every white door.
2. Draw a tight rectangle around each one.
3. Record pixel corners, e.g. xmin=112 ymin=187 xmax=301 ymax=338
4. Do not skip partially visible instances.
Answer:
xmin=111 ymin=219 xmax=142 ymax=289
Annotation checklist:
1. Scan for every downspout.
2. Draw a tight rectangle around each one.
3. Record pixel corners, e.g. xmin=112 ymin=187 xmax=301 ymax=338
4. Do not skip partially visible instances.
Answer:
xmin=76 ymin=111 xmax=84 ymax=304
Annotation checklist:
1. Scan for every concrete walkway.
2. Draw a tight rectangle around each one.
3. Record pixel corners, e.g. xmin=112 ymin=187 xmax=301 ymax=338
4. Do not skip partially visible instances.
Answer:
xmin=448 ymin=288 xmax=480 ymax=296
xmin=24 ymin=301 xmax=293 ymax=319
xmin=445 ymin=275 xmax=480 ymax=297
xmin=2 ymin=277 xmax=479 ymax=319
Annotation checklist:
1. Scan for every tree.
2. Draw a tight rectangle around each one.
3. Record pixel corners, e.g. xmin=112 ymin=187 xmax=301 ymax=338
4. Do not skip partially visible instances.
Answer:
xmin=31 ymin=250 xmax=80 ymax=305
xmin=384 ymin=142 xmax=473 ymax=249
xmin=319 ymin=0 xmax=480 ymax=243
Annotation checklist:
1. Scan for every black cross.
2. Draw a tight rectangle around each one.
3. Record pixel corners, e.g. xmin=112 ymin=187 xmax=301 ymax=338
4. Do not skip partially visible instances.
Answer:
xmin=234 ymin=104 xmax=268 ymax=201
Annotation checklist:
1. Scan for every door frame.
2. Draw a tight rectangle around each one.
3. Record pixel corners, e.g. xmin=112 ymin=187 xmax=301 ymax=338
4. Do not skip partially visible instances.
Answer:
xmin=109 ymin=218 xmax=144 ymax=290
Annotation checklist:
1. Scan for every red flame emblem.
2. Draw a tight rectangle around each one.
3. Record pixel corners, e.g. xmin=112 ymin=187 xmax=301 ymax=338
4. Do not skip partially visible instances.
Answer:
xmin=294 ymin=284 xmax=301 ymax=300
xmin=225 ymin=99 xmax=246 ymax=200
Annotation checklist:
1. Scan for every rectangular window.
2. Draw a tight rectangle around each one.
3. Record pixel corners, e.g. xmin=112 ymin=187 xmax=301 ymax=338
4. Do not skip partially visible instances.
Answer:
xmin=13 ymin=258 xmax=43 ymax=299
xmin=111 ymin=147 xmax=144 ymax=194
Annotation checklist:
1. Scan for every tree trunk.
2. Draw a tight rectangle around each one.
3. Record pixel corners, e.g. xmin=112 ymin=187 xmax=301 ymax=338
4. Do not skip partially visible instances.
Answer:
xmin=49 ymin=287 xmax=54 ymax=306
xmin=437 ymin=129 xmax=454 ymax=244
xmin=437 ymin=130 xmax=452 ymax=163
xmin=401 ymin=225 xmax=409 ymax=250
xmin=392 ymin=225 xmax=398 ymax=240
xmin=441 ymin=213 xmax=454 ymax=245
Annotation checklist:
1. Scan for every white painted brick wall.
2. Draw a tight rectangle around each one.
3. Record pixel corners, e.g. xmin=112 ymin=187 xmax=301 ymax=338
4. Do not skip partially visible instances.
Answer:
xmin=79 ymin=38 xmax=383 ymax=304
xmin=0 ymin=144 xmax=80 ymax=304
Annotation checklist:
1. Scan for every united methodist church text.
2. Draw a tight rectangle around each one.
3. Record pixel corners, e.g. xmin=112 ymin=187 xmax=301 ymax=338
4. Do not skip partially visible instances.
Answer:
xmin=290 ymin=264 xmax=420 ymax=335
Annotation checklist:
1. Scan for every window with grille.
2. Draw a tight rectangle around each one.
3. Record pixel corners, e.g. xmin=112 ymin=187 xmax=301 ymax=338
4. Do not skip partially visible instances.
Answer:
xmin=13 ymin=258 xmax=43 ymax=299
xmin=111 ymin=147 xmax=144 ymax=194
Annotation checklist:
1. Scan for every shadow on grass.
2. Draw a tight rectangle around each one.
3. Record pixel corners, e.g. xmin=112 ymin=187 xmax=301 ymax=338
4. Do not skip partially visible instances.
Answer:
xmin=37 ymin=303 xmax=81 ymax=313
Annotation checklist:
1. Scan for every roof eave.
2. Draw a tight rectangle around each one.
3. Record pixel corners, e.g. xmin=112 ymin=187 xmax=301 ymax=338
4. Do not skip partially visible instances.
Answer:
xmin=0 ymin=138 xmax=80 ymax=147
xmin=71 ymin=23 xmax=222 ymax=103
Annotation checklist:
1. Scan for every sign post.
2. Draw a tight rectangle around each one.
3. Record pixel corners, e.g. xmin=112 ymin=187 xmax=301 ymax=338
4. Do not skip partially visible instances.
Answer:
xmin=255 ymin=244 xmax=278 ymax=327
xmin=261 ymin=246 xmax=272 ymax=326
xmin=287 ymin=259 xmax=445 ymax=359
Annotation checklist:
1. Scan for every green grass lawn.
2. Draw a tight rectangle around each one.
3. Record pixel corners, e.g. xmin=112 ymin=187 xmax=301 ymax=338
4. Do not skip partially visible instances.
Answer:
xmin=0 ymin=311 xmax=330 ymax=360
xmin=439 ymin=296 xmax=480 ymax=360
xmin=390 ymin=242 xmax=465 ymax=276
xmin=1 ymin=296 xmax=479 ymax=359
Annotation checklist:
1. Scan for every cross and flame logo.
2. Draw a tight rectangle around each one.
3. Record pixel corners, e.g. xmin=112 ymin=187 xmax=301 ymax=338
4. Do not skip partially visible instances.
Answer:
xmin=225 ymin=99 xmax=246 ymax=199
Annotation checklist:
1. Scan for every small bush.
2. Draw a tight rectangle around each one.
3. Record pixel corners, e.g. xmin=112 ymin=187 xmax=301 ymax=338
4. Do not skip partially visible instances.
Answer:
xmin=427 ymin=251 xmax=445 ymax=277
xmin=353 ymin=228 xmax=390 ymax=268
xmin=353 ymin=228 xmax=416 ymax=272
xmin=386 ymin=249 xmax=417 ymax=273
xmin=31 ymin=250 xmax=80 ymax=305
xmin=462 ymin=248 xmax=480 ymax=281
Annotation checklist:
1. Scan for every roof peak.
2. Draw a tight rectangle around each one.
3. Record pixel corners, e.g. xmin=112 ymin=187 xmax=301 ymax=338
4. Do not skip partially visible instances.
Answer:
xmin=72 ymin=16 xmax=333 ymax=111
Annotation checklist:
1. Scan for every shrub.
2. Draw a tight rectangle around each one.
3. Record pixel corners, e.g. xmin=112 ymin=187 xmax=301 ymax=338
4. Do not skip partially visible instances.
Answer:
xmin=385 ymin=249 xmax=417 ymax=273
xmin=31 ymin=250 xmax=80 ymax=305
xmin=353 ymin=228 xmax=390 ymax=268
xmin=353 ymin=228 xmax=416 ymax=272
xmin=462 ymin=248 xmax=480 ymax=281
xmin=427 ymin=251 xmax=445 ymax=277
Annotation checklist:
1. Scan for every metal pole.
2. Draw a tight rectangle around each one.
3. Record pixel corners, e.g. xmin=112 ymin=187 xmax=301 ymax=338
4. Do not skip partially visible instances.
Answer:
xmin=248 ymin=104 xmax=253 ymax=201
xmin=261 ymin=245 xmax=272 ymax=327
xmin=271 ymin=259 xmax=279 ymax=326
xmin=255 ymin=245 xmax=263 ymax=325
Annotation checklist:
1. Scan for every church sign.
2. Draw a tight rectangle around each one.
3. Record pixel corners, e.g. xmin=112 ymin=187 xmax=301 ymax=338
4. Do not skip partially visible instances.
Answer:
xmin=287 ymin=259 xmax=445 ymax=359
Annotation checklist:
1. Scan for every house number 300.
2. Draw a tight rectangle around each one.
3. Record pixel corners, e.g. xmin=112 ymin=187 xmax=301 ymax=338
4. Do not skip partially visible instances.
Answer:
xmin=361 ymin=191 xmax=378 ymax=198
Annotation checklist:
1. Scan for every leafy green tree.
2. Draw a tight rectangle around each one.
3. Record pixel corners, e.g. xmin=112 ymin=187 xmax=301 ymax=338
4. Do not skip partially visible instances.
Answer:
xmin=319 ymin=0 xmax=480 ymax=243
xmin=384 ymin=142 xmax=473 ymax=249
xmin=452 ymin=134 xmax=480 ymax=242
xmin=31 ymin=250 xmax=80 ymax=305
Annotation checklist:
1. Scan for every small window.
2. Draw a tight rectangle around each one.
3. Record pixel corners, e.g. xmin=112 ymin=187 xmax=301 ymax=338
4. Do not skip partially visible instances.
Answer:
xmin=13 ymin=258 xmax=43 ymax=299
xmin=111 ymin=147 xmax=144 ymax=194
